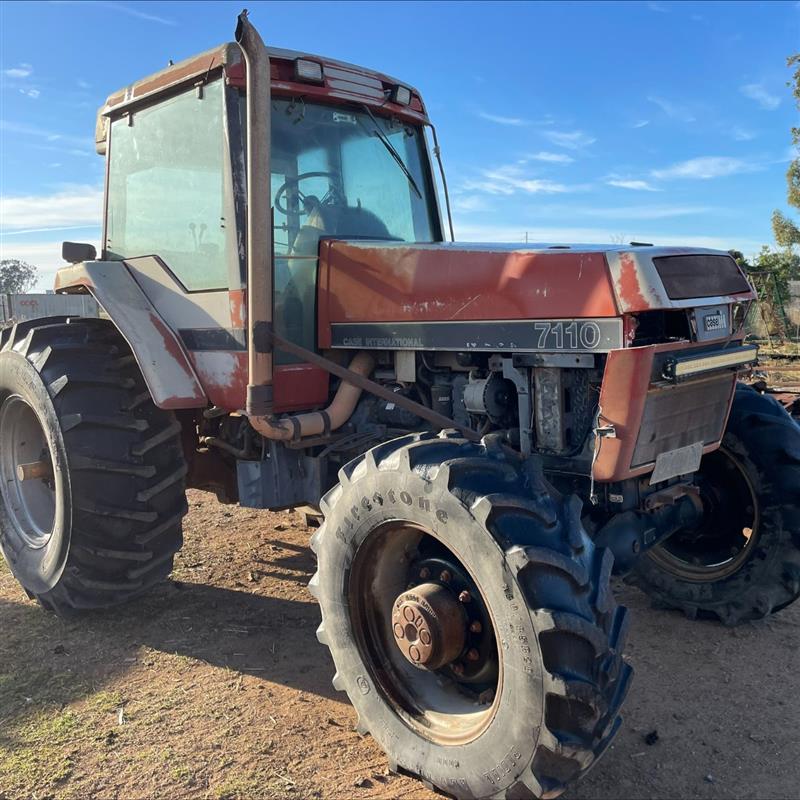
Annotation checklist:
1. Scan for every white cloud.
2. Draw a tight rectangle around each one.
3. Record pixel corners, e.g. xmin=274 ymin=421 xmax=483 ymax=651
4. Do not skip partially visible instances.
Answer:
xmin=730 ymin=125 xmax=757 ymax=141
xmin=3 ymin=63 xmax=32 ymax=79
xmin=0 ymin=120 xmax=93 ymax=151
xmin=452 ymin=222 xmax=763 ymax=255
xmin=477 ymin=111 xmax=531 ymax=126
xmin=464 ymin=166 xmax=573 ymax=196
xmin=0 ymin=238 xmax=100 ymax=291
xmin=606 ymin=179 xmax=660 ymax=192
xmin=740 ymin=83 xmax=781 ymax=110
xmin=51 ymin=0 xmax=176 ymax=25
xmin=633 ymin=119 xmax=650 ymax=129
xmin=542 ymin=129 xmax=596 ymax=150
xmin=646 ymin=1 xmax=669 ymax=12
xmin=19 ymin=88 xmax=40 ymax=99
xmin=452 ymin=195 xmax=489 ymax=213
xmin=525 ymin=151 xmax=575 ymax=164
xmin=576 ymin=204 xmax=712 ymax=220
xmin=0 ymin=185 xmax=103 ymax=231
xmin=647 ymin=95 xmax=696 ymax=122
xmin=651 ymin=156 xmax=756 ymax=180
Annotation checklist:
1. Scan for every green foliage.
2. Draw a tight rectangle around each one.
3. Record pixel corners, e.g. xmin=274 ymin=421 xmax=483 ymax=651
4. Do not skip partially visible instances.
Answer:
xmin=773 ymin=210 xmax=800 ymax=248
xmin=772 ymin=53 xmax=800 ymax=243
xmin=728 ymin=249 xmax=749 ymax=269
xmin=748 ymin=245 xmax=800 ymax=293
xmin=0 ymin=259 xmax=38 ymax=294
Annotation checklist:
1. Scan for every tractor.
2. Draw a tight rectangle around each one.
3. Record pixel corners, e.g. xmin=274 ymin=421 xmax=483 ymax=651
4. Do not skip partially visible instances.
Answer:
xmin=2 ymin=11 xmax=798 ymax=799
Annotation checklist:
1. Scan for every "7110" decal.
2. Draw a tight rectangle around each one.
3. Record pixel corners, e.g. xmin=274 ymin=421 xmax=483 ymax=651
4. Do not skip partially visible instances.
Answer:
xmin=331 ymin=319 xmax=623 ymax=352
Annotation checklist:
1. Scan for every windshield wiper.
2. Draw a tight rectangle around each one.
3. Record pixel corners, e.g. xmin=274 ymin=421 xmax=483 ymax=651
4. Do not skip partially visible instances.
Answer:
xmin=359 ymin=104 xmax=422 ymax=199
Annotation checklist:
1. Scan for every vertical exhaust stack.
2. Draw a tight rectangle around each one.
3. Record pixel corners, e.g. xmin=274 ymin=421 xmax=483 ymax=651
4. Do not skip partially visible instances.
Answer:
xmin=235 ymin=10 xmax=274 ymax=418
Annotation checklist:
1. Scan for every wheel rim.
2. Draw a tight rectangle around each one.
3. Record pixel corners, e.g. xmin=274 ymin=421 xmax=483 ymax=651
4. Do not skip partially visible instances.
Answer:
xmin=649 ymin=446 xmax=759 ymax=581
xmin=349 ymin=521 xmax=501 ymax=745
xmin=0 ymin=395 xmax=57 ymax=548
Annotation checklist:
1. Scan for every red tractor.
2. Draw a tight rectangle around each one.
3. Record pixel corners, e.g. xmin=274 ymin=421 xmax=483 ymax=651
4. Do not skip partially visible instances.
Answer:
xmin=1 ymin=12 xmax=797 ymax=799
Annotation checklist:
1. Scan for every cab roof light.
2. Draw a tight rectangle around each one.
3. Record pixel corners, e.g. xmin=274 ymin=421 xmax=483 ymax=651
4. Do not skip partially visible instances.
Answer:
xmin=295 ymin=58 xmax=324 ymax=84
xmin=391 ymin=84 xmax=412 ymax=105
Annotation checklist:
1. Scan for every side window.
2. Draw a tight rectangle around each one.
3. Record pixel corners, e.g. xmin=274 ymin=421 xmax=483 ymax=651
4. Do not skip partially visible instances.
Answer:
xmin=105 ymin=80 xmax=228 ymax=291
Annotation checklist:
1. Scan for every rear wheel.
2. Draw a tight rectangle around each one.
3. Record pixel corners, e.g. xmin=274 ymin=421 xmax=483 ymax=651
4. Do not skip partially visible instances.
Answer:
xmin=311 ymin=431 xmax=631 ymax=799
xmin=630 ymin=383 xmax=800 ymax=625
xmin=0 ymin=317 xmax=187 ymax=614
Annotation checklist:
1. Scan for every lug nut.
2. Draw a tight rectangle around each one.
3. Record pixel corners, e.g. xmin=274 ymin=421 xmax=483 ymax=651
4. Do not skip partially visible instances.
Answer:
xmin=451 ymin=663 xmax=464 ymax=676
xmin=466 ymin=648 xmax=480 ymax=662
xmin=469 ymin=620 xmax=482 ymax=634
xmin=419 ymin=567 xmax=430 ymax=579
xmin=458 ymin=590 xmax=471 ymax=604
xmin=439 ymin=570 xmax=452 ymax=583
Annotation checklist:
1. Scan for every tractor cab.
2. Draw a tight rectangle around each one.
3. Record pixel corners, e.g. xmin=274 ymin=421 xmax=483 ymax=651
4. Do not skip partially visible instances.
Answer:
xmin=92 ymin=41 xmax=445 ymax=371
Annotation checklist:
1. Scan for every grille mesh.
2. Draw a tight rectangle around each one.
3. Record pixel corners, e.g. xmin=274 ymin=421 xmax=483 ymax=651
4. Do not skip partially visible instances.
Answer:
xmin=632 ymin=375 xmax=732 ymax=468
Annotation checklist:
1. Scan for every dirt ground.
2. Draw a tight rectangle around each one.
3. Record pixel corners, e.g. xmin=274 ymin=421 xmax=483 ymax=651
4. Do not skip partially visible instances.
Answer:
xmin=1 ymin=490 xmax=798 ymax=800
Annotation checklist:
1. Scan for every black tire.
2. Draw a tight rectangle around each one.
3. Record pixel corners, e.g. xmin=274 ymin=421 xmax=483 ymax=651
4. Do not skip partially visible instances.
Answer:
xmin=0 ymin=317 xmax=187 ymax=614
xmin=630 ymin=382 xmax=800 ymax=625
xmin=310 ymin=431 xmax=631 ymax=799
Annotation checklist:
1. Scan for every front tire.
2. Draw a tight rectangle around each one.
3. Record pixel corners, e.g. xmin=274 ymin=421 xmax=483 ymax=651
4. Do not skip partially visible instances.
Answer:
xmin=0 ymin=317 xmax=188 ymax=614
xmin=630 ymin=383 xmax=800 ymax=625
xmin=311 ymin=431 xmax=631 ymax=799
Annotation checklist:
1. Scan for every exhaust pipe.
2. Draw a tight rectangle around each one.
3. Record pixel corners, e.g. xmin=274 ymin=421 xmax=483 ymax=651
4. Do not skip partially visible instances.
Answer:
xmin=235 ymin=10 xmax=273 ymax=418
xmin=235 ymin=11 xmax=377 ymax=443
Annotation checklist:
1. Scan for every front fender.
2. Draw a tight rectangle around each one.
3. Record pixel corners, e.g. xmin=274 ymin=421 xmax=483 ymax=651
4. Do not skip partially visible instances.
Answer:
xmin=55 ymin=261 xmax=207 ymax=410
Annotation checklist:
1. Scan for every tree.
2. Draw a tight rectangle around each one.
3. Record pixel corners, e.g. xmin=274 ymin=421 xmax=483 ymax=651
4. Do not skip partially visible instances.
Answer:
xmin=0 ymin=259 xmax=38 ymax=294
xmin=728 ymin=249 xmax=749 ymax=269
xmin=751 ymin=245 xmax=800 ymax=284
xmin=772 ymin=53 xmax=800 ymax=247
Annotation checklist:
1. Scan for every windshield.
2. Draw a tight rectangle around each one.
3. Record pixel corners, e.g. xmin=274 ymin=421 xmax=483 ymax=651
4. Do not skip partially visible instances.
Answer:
xmin=270 ymin=99 xmax=439 ymax=255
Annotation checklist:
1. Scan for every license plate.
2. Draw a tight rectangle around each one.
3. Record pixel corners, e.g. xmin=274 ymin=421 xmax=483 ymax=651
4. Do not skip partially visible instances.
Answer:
xmin=703 ymin=312 xmax=726 ymax=332
xmin=650 ymin=442 xmax=704 ymax=484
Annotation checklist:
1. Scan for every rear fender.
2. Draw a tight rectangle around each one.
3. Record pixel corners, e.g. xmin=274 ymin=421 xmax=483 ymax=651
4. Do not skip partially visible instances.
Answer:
xmin=54 ymin=261 xmax=207 ymax=410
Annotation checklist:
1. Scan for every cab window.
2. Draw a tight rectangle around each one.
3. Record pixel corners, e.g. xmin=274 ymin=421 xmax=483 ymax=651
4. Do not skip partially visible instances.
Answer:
xmin=105 ymin=79 xmax=228 ymax=291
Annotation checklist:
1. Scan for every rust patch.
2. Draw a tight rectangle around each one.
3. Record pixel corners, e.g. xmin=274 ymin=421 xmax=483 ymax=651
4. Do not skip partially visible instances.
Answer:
xmin=617 ymin=253 xmax=648 ymax=310
xmin=229 ymin=289 xmax=246 ymax=329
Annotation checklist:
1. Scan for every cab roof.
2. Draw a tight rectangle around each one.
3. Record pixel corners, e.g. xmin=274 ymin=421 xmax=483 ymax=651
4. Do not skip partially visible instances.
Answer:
xmin=95 ymin=42 xmax=429 ymax=153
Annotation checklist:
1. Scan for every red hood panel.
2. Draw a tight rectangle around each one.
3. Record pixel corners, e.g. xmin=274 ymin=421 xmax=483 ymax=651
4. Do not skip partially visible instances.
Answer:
xmin=317 ymin=241 xmax=619 ymax=346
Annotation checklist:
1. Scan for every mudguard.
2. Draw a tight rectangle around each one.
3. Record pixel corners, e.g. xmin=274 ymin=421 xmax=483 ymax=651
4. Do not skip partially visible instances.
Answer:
xmin=54 ymin=261 xmax=207 ymax=409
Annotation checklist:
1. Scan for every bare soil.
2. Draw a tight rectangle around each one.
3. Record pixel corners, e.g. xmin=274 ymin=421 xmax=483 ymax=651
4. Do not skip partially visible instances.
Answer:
xmin=1 ymin=490 xmax=798 ymax=800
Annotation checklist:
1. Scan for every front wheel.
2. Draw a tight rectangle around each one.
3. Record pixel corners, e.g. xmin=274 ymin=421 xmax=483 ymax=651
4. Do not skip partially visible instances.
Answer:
xmin=311 ymin=432 xmax=631 ymax=799
xmin=630 ymin=383 xmax=800 ymax=625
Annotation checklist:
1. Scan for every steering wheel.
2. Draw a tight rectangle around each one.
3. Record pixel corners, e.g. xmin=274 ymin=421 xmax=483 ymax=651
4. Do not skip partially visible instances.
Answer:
xmin=274 ymin=171 xmax=343 ymax=216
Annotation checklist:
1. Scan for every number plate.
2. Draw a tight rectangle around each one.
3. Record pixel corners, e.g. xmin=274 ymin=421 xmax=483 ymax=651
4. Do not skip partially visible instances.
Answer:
xmin=703 ymin=312 xmax=726 ymax=332
xmin=649 ymin=442 xmax=704 ymax=485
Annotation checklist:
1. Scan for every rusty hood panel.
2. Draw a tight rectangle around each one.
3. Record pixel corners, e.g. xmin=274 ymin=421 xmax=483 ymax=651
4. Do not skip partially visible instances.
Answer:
xmin=318 ymin=241 xmax=755 ymax=347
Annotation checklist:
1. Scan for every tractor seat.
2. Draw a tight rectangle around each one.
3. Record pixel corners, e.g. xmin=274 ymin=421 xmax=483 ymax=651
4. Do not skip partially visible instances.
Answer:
xmin=291 ymin=203 xmax=391 ymax=256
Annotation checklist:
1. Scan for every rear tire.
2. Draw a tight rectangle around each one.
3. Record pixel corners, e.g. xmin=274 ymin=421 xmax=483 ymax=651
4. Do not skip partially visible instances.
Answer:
xmin=311 ymin=431 xmax=631 ymax=799
xmin=629 ymin=383 xmax=800 ymax=625
xmin=0 ymin=317 xmax=187 ymax=614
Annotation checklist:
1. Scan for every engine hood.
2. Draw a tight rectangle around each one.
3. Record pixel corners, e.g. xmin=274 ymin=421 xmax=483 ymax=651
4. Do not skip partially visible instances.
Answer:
xmin=316 ymin=240 xmax=755 ymax=350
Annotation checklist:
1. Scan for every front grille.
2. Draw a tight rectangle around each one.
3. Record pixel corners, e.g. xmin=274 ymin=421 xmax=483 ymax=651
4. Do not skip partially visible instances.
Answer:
xmin=653 ymin=254 xmax=751 ymax=300
xmin=631 ymin=374 xmax=732 ymax=467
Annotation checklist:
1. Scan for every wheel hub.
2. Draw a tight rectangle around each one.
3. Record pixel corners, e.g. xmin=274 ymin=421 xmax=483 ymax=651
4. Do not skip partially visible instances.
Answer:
xmin=0 ymin=395 xmax=57 ymax=548
xmin=391 ymin=582 xmax=467 ymax=670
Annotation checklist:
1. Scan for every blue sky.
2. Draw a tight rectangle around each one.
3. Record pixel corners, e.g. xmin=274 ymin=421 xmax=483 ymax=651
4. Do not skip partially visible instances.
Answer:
xmin=0 ymin=0 xmax=798 ymax=289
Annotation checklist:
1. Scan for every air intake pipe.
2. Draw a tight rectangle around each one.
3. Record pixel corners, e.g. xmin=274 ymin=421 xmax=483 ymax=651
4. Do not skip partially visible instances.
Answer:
xmin=235 ymin=10 xmax=274 ymax=418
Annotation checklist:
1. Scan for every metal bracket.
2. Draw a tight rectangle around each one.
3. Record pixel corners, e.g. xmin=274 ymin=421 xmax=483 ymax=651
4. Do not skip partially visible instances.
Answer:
xmin=499 ymin=357 xmax=532 ymax=456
